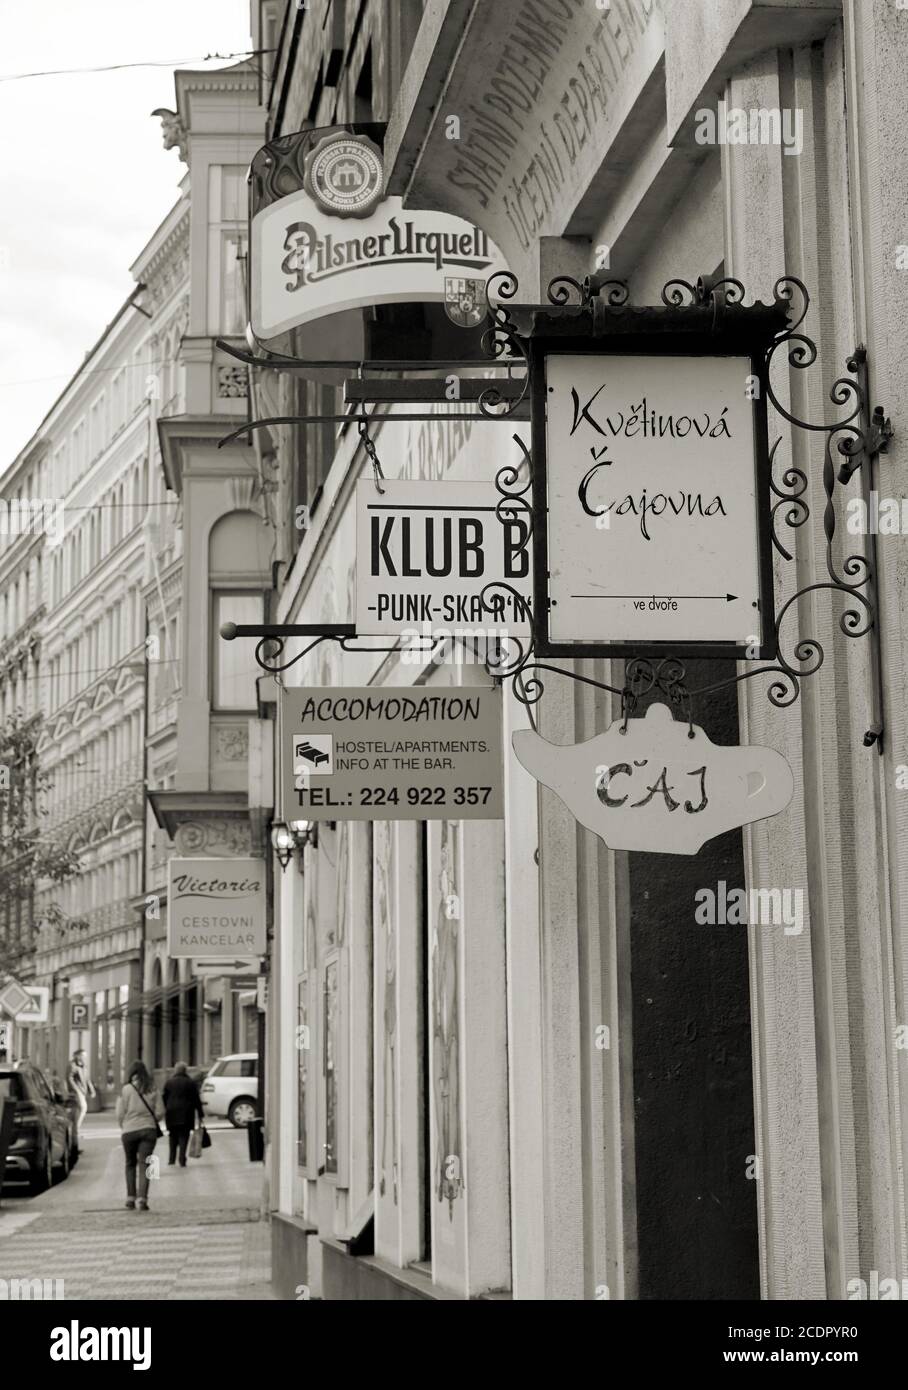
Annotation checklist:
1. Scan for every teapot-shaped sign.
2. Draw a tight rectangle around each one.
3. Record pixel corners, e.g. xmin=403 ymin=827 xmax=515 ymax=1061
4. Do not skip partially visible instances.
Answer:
xmin=512 ymin=702 xmax=793 ymax=855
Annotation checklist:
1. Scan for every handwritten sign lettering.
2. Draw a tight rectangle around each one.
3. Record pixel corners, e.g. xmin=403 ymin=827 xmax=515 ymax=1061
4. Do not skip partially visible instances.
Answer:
xmin=544 ymin=354 xmax=763 ymax=647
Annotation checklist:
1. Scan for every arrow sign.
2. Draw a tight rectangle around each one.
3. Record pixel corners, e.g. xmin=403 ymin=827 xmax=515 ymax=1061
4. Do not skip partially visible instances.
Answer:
xmin=193 ymin=957 xmax=261 ymax=976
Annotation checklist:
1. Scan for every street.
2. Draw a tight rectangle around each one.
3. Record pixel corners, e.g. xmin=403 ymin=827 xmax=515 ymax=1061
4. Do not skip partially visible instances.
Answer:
xmin=0 ymin=1112 xmax=273 ymax=1300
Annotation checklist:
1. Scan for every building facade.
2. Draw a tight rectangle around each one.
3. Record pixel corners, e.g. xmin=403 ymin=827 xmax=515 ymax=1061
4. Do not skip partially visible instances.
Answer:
xmin=0 ymin=61 xmax=266 ymax=1097
xmin=0 ymin=235 xmax=185 ymax=1098
xmin=147 ymin=60 xmax=271 ymax=1084
xmin=248 ymin=0 xmax=908 ymax=1302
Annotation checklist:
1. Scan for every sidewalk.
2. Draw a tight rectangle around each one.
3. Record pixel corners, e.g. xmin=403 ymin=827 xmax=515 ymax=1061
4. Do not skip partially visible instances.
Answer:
xmin=0 ymin=1112 xmax=275 ymax=1300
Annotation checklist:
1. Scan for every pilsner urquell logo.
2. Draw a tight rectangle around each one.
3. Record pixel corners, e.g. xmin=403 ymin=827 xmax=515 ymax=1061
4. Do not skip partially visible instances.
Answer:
xmin=281 ymin=216 xmax=491 ymax=292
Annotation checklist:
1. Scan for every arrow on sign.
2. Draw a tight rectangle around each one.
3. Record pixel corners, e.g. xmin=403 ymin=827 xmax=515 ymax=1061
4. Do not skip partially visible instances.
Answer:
xmin=194 ymin=959 xmax=260 ymax=971
xmin=572 ymin=593 xmax=739 ymax=601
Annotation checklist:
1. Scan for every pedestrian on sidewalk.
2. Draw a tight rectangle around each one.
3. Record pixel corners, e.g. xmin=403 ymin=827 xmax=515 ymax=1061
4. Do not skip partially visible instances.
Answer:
xmin=162 ymin=1061 xmax=203 ymax=1167
xmin=115 ymin=1060 xmax=164 ymax=1211
xmin=66 ymin=1049 xmax=96 ymax=1152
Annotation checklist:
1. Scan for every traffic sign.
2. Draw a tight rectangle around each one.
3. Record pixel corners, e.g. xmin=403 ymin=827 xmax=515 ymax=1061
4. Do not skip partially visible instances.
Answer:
xmin=15 ymin=987 xmax=49 ymax=1024
xmin=0 ymin=979 xmax=32 ymax=1019
xmin=70 ymin=1002 xmax=90 ymax=1029
xmin=0 ymin=980 xmax=47 ymax=1023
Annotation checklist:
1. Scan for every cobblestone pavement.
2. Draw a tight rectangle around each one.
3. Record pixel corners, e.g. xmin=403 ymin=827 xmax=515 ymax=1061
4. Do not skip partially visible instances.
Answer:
xmin=0 ymin=1111 xmax=274 ymax=1300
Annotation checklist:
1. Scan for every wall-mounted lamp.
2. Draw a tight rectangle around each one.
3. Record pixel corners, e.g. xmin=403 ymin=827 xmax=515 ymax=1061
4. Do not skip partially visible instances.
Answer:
xmin=271 ymin=819 xmax=318 ymax=871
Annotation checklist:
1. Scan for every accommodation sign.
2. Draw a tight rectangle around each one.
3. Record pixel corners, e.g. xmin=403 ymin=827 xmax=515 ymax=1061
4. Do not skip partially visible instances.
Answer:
xmin=280 ymin=685 xmax=503 ymax=821
xmin=167 ymin=857 xmax=266 ymax=959
xmin=355 ymin=479 xmax=533 ymax=637
xmin=250 ymin=131 xmax=505 ymax=340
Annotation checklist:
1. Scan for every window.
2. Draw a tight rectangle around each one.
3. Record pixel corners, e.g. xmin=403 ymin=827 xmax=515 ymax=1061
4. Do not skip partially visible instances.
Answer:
xmin=219 ymin=1059 xmax=242 ymax=1077
xmin=220 ymin=235 xmax=247 ymax=336
xmin=297 ymin=976 xmax=309 ymax=1170
xmin=212 ymin=592 xmax=263 ymax=710
xmin=323 ymin=955 xmax=339 ymax=1175
xmin=240 ymin=1058 xmax=257 ymax=1078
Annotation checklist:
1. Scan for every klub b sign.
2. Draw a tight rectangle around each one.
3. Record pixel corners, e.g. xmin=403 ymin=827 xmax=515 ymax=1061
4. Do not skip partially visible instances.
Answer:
xmin=355 ymin=480 xmax=533 ymax=636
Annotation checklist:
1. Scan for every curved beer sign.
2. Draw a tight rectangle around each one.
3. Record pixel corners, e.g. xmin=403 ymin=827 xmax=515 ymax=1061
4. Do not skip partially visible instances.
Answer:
xmin=250 ymin=129 xmax=505 ymax=340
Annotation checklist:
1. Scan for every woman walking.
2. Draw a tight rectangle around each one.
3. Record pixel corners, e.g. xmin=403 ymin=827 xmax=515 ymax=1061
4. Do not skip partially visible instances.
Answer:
xmin=116 ymin=1060 xmax=164 ymax=1211
xmin=162 ymin=1062 xmax=204 ymax=1166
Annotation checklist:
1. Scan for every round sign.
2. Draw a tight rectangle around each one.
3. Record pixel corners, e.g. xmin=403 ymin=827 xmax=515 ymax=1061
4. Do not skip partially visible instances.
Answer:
xmin=304 ymin=133 xmax=384 ymax=218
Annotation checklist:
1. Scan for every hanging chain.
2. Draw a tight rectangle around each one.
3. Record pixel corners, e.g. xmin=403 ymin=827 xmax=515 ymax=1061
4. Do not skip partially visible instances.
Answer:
xmin=358 ymin=417 xmax=385 ymax=494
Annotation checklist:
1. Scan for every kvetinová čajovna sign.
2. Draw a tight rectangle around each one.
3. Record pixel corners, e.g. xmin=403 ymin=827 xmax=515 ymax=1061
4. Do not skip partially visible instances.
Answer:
xmin=219 ymin=1 xmax=907 ymax=1310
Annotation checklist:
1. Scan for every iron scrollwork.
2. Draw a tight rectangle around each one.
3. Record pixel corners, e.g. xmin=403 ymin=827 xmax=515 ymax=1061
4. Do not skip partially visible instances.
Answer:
xmin=220 ymin=266 xmax=889 ymax=752
xmin=472 ymin=270 xmax=890 ymax=749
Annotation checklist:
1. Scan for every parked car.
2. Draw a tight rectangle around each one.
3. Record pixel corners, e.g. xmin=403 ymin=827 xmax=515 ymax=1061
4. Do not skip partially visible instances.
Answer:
xmin=200 ymin=1053 xmax=258 ymax=1127
xmin=0 ymin=1062 xmax=75 ymax=1193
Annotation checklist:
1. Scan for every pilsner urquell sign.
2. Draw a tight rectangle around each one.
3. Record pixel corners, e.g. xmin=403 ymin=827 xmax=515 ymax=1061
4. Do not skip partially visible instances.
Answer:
xmin=167 ymin=857 xmax=266 ymax=959
xmin=249 ymin=126 xmax=505 ymax=340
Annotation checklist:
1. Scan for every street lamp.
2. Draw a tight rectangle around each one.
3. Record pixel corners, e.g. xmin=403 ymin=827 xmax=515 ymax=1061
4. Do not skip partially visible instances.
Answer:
xmin=270 ymin=820 xmax=318 ymax=872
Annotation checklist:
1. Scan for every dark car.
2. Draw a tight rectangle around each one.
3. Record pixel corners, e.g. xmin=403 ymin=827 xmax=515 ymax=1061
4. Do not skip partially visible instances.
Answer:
xmin=0 ymin=1062 xmax=75 ymax=1194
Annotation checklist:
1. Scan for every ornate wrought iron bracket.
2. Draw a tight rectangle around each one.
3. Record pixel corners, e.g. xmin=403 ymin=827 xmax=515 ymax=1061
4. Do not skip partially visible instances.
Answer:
xmin=221 ymin=270 xmax=892 ymax=756
xmin=213 ymin=336 xmax=528 ymax=453
xmin=473 ymin=271 xmax=892 ymax=752
xmin=219 ymin=622 xmax=440 ymax=677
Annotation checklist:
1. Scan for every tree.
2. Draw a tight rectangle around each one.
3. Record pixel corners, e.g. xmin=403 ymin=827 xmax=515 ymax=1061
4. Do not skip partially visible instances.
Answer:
xmin=0 ymin=710 xmax=80 ymax=978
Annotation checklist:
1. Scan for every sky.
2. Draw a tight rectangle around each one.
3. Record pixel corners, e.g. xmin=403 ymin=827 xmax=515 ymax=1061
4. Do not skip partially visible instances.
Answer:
xmin=0 ymin=0 xmax=254 ymax=466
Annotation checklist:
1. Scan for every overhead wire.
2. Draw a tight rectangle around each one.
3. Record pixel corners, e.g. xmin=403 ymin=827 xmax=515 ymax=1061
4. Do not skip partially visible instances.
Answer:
xmin=0 ymin=49 xmax=276 ymax=83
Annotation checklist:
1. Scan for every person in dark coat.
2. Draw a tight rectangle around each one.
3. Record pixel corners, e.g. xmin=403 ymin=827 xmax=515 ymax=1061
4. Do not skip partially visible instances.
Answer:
xmin=162 ymin=1061 xmax=204 ymax=1166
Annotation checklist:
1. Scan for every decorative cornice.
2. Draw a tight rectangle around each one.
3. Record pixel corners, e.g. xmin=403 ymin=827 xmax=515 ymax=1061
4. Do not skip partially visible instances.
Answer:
xmin=141 ymin=209 xmax=190 ymax=285
xmin=157 ymin=415 xmax=257 ymax=494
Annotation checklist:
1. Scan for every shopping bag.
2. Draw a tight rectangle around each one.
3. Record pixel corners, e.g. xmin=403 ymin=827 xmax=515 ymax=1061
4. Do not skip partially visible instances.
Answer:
xmin=200 ymin=1125 xmax=212 ymax=1150
xmin=188 ymin=1128 xmax=203 ymax=1159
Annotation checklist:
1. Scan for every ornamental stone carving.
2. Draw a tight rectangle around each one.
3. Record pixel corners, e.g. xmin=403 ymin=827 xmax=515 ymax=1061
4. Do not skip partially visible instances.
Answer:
xmin=174 ymin=819 xmax=252 ymax=856
xmin=217 ymin=365 xmax=248 ymax=398
xmin=215 ymin=725 xmax=248 ymax=762
xmin=152 ymin=108 xmax=188 ymax=163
